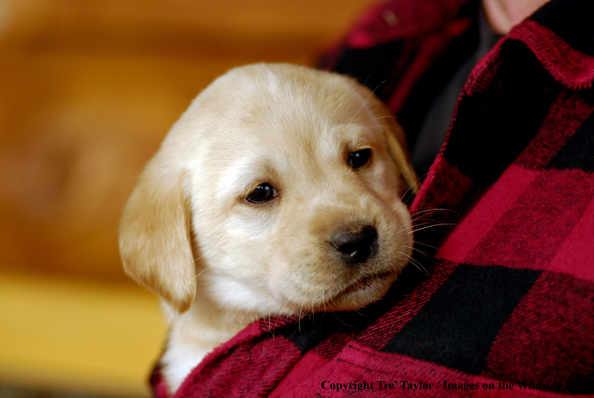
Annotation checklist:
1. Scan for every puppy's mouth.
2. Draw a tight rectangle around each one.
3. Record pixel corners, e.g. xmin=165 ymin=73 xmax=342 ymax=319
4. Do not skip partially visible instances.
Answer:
xmin=306 ymin=270 xmax=396 ymax=314
xmin=338 ymin=271 xmax=393 ymax=297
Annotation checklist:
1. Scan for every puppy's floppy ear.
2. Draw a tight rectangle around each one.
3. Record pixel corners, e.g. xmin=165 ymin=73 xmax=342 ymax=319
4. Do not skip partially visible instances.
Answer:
xmin=352 ymin=81 xmax=419 ymax=194
xmin=119 ymin=157 xmax=196 ymax=313
xmin=382 ymin=115 xmax=420 ymax=194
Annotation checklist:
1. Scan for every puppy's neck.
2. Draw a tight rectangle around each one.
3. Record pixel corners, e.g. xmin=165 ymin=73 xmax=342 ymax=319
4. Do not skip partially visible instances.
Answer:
xmin=161 ymin=293 xmax=261 ymax=394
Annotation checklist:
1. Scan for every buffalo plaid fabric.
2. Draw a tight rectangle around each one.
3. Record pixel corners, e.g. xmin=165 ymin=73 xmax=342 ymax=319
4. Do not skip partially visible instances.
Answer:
xmin=152 ymin=0 xmax=594 ymax=396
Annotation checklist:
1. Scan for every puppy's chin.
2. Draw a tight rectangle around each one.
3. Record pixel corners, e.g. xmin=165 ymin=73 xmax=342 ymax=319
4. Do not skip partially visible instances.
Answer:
xmin=203 ymin=263 xmax=402 ymax=317
xmin=308 ymin=271 xmax=400 ymax=313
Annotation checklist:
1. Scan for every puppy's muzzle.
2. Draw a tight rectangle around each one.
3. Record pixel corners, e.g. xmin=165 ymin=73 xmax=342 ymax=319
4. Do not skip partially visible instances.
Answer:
xmin=330 ymin=224 xmax=378 ymax=264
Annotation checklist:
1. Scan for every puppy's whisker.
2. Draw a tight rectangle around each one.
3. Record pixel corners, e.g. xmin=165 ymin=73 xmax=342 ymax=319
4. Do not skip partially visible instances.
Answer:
xmin=410 ymin=174 xmax=426 ymax=193
xmin=399 ymin=185 xmax=413 ymax=202
xmin=401 ymin=245 xmax=433 ymax=259
xmin=399 ymin=172 xmax=425 ymax=201
xmin=385 ymin=207 xmax=415 ymax=233
xmin=331 ymin=313 xmax=357 ymax=328
xmin=371 ymin=80 xmax=387 ymax=94
xmin=193 ymin=263 xmax=212 ymax=280
xmin=353 ymin=307 xmax=371 ymax=318
xmin=410 ymin=208 xmax=459 ymax=220
xmin=273 ymin=314 xmax=282 ymax=330
xmin=409 ymin=221 xmax=452 ymax=231
xmin=409 ymin=222 xmax=457 ymax=234
xmin=238 ymin=310 xmax=251 ymax=325
xmin=412 ymin=241 xmax=440 ymax=251
xmin=346 ymin=80 xmax=386 ymax=125
xmin=400 ymin=251 xmax=429 ymax=275
xmin=359 ymin=114 xmax=397 ymax=130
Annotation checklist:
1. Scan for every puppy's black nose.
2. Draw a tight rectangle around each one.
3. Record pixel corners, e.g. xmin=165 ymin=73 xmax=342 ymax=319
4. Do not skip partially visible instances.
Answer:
xmin=331 ymin=224 xmax=377 ymax=264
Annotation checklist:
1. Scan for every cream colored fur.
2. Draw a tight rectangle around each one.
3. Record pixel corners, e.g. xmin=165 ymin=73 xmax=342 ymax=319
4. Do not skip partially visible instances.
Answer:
xmin=119 ymin=63 xmax=418 ymax=394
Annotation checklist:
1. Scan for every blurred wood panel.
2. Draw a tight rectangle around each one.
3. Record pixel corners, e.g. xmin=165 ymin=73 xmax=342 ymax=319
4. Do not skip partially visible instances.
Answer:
xmin=2 ymin=0 xmax=372 ymax=57
xmin=0 ymin=270 xmax=167 ymax=397
xmin=0 ymin=0 xmax=376 ymax=282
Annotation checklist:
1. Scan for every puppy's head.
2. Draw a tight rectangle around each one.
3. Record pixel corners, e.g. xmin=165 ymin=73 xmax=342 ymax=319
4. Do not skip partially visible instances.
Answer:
xmin=119 ymin=64 xmax=418 ymax=315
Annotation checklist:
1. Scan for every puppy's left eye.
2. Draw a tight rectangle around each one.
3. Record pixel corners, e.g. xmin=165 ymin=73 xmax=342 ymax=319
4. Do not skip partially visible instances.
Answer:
xmin=246 ymin=183 xmax=278 ymax=204
xmin=349 ymin=149 xmax=371 ymax=169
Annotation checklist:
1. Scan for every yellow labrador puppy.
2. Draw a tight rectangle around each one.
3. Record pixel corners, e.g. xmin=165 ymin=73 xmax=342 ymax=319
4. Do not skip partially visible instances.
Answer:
xmin=119 ymin=63 xmax=418 ymax=393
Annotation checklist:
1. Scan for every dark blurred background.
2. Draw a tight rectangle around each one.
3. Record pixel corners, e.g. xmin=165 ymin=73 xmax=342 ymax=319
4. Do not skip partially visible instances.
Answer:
xmin=0 ymin=1 xmax=374 ymax=396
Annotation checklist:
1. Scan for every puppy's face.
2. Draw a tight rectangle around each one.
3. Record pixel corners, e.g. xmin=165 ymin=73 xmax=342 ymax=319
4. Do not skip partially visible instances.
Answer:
xmin=120 ymin=64 xmax=418 ymax=316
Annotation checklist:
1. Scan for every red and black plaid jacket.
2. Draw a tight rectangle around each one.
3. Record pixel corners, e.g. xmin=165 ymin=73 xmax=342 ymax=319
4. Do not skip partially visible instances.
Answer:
xmin=153 ymin=0 xmax=594 ymax=395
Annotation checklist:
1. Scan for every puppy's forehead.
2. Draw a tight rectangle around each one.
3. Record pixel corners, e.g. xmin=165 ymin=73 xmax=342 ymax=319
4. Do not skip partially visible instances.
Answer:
xmin=204 ymin=65 xmax=377 ymax=148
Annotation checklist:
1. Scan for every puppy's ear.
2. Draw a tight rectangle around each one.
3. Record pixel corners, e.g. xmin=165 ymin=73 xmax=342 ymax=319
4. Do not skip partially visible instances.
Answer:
xmin=352 ymin=81 xmax=419 ymax=194
xmin=382 ymin=116 xmax=420 ymax=194
xmin=119 ymin=158 xmax=196 ymax=313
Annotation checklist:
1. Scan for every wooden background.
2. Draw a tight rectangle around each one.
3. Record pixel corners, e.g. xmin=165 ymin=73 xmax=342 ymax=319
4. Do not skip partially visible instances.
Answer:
xmin=0 ymin=0 xmax=376 ymax=396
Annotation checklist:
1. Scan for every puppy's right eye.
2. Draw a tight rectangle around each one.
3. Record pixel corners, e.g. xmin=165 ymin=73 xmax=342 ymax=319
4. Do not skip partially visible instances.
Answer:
xmin=246 ymin=183 xmax=277 ymax=204
xmin=349 ymin=148 xmax=371 ymax=169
